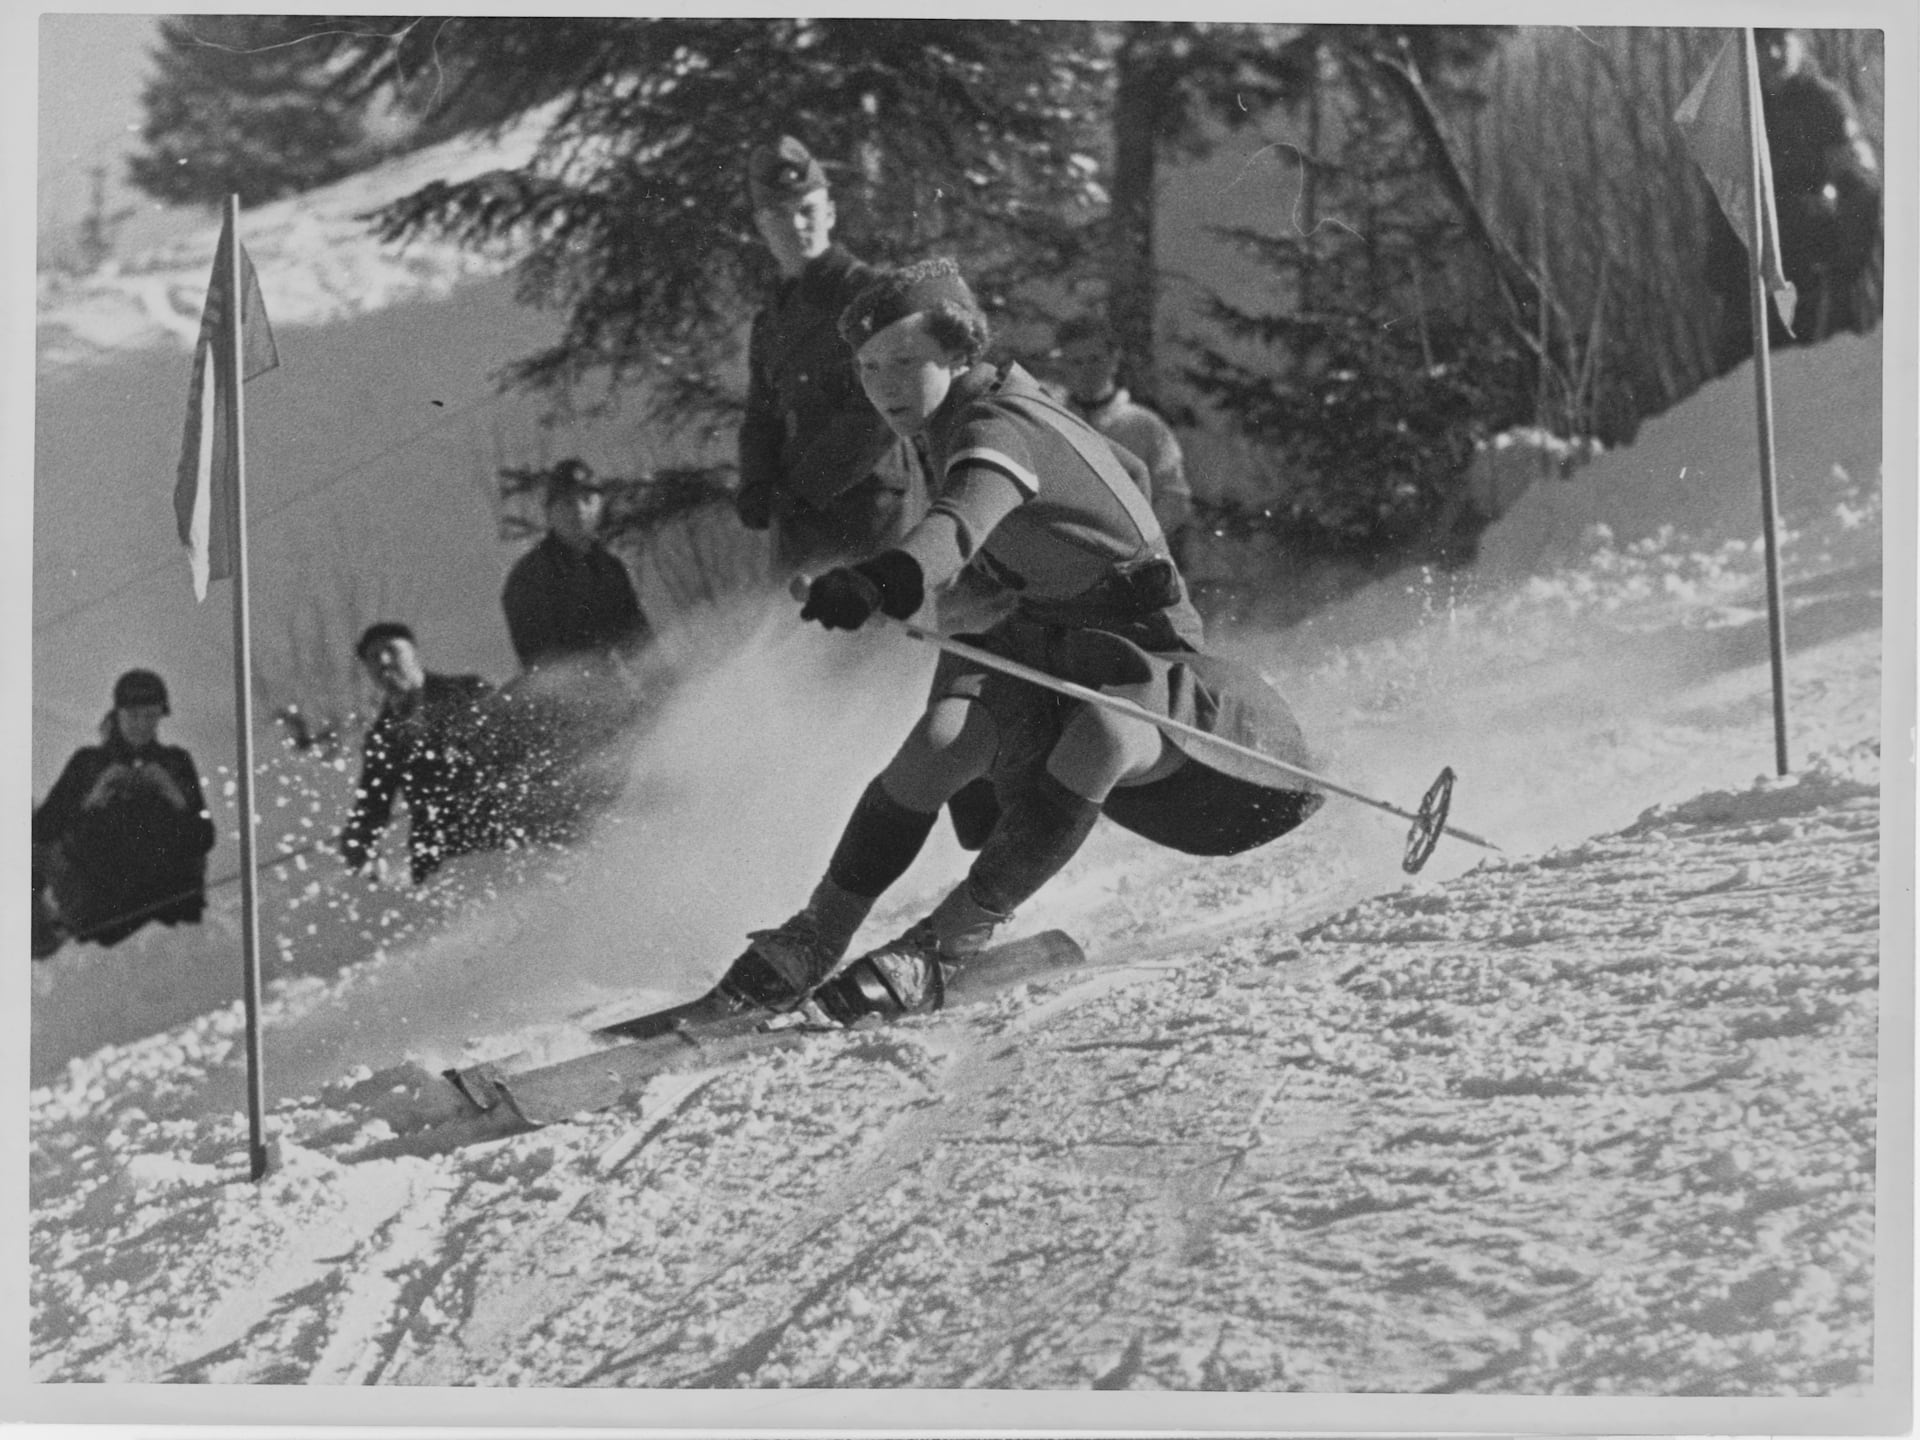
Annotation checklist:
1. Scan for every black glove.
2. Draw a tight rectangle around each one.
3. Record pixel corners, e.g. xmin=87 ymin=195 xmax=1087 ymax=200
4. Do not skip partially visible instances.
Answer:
xmin=800 ymin=567 xmax=884 ymax=631
xmin=800 ymin=551 xmax=926 ymax=631
xmin=734 ymin=483 xmax=775 ymax=532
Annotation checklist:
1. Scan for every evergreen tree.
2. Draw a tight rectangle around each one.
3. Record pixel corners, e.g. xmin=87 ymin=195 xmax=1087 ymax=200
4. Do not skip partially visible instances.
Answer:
xmin=1185 ymin=26 xmax=1535 ymax=561
xmin=1099 ymin=23 xmax=1313 ymax=398
xmin=128 ymin=16 xmax=387 ymax=208
xmin=210 ymin=17 xmax=1109 ymax=424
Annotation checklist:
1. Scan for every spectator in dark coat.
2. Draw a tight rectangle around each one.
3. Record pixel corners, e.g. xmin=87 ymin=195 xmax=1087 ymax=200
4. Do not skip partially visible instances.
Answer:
xmin=499 ymin=460 xmax=652 ymax=837
xmin=1758 ymin=28 xmax=1882 ymax=339
xmin=32 ymin=669 xmax=216 ymax=955
xmin=500 ymin=459 xmax=649 ymax=675
xmin=1710 ymin=28 xmax=1882 ymax=367
xmin=339 ymin=623 xmax=514 ymax=884
xmin=736 ymin=135 xmax=927 ymax=576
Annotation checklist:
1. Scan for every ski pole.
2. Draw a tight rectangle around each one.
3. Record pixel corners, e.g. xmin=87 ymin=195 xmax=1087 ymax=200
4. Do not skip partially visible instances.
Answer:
xmin=791 ymin=576 xmax=1503 ymax=868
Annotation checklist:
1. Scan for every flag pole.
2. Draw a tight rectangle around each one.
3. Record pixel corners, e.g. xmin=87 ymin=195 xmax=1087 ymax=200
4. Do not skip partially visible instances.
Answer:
xmin=222 ymin=193 xmax=272 ymax=1180
xmin=1740 ymin=29 xmax=1792 ymax=776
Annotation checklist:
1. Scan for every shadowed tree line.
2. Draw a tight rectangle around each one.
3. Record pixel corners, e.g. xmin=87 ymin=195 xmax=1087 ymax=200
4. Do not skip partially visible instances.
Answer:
xmin=129 ymin=18 xmax=1882 ymax=582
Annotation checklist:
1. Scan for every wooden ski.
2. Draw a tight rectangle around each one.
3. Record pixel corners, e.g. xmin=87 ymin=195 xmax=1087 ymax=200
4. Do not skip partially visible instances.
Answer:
xmin=443 ymin=928 xmax=1086 ymax=1128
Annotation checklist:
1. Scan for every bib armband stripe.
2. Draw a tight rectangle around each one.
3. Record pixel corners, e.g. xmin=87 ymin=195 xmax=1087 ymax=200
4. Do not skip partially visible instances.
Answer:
xmin=947 ymin=447 xmax=1039 ymax=499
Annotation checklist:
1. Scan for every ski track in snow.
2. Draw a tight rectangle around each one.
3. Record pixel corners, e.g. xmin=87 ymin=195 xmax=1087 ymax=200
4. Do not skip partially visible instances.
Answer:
xmin=33 ymin=738 xmax=1880 ymax=1391
xmin=29 ymin=209 xmax=1894 ymax=1407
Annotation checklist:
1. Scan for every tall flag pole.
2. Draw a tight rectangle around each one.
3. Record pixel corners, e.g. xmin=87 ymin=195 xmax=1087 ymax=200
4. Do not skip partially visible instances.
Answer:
xmin=1675 ymin=30 xmax=1798 ymax=776
xmin=1738 ymin=31 xmax=1792 ymax=778
xmin=173 ymin=194 xmax=281 ymax=1180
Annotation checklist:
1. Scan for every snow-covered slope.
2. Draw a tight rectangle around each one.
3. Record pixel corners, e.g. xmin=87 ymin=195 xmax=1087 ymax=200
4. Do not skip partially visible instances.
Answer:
xmin=25 ymin=303 xmax=1901 ymax=1426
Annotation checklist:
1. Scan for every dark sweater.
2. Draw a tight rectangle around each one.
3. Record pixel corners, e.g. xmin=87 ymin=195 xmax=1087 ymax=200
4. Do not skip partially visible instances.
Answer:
xmin=339 ymin=673 xmax=511 ymax=882
xmin=502 ymin=533 xmax=648 ymax=672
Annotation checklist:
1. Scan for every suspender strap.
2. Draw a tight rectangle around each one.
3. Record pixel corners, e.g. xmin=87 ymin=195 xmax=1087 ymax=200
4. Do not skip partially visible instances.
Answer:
xmin=988 ymin=387 xmax=1166 ymax=553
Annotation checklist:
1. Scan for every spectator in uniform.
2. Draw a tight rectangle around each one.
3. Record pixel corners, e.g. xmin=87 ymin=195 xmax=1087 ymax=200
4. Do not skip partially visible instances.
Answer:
xmin=735 ymin=135 xmax=926 ymax=577
xmin=339 ymin=623 xmax=515 ymax=885
xmin=499 ymin=459 xmax=651 ymax=833
xmin=32 ymin=669 xmax=216 ymax=956
xmin=1052 ymin=314 xmax=1196 ymax=569
xmin=500 ymin=458 xmax=649 ymax=676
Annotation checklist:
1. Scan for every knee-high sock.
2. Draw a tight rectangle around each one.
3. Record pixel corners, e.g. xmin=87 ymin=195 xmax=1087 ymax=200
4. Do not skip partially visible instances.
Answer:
xmin=825 ymin=777 xmax=940 ymax=902
xmin=966 ymin=770 xmax=1102 ymax=918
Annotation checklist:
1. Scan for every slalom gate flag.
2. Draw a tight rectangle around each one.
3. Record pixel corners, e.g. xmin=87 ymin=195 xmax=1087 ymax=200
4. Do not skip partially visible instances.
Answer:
xmin=1674 ymin=31 xmax=1798 ymax=333
xmin=173 ymin=207 xmax=279 ymax=601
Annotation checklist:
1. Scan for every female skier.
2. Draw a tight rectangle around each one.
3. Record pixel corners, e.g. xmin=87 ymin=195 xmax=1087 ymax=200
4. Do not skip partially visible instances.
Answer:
xmin=705 ymin=257 xmax=1323 ymax=1023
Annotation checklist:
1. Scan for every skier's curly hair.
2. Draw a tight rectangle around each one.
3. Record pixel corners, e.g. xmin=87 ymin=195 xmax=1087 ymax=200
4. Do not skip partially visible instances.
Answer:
xmin=839 ymin=256 xmax=992 ymax=364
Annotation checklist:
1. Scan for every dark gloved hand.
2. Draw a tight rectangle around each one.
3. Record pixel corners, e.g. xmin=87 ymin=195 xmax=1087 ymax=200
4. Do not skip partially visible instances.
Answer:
xmin=800 ymin=567 xmax=884 ymax=631
xmin=734 ymin=483 xmax=775 ymax=532
xmin=800 ymin=551 xmax=927 ymax=631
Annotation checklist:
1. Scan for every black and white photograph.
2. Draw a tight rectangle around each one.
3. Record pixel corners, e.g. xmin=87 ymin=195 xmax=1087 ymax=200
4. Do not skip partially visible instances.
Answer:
xmin=12 ymin=2 xmax=1912 ymax=1432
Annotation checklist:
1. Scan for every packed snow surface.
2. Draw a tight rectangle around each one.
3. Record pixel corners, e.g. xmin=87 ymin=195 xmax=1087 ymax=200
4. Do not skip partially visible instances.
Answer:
xmin=27 ymin=316 xmax=1897 ymax=1422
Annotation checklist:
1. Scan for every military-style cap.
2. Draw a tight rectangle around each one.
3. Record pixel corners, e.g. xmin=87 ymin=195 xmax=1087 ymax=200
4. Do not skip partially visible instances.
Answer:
xmin=544 ymin=457 xmax=606 ymax=496
xmin=112 ymin=668 xmax=170 ymax=714
xmin=747 ymin=136 xmax=828 ymax=209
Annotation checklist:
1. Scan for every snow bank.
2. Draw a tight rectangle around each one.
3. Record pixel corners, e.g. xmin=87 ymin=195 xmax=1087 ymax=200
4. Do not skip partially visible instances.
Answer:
xmin=1477 ymin=333 xmax=1883 ymax=579
xmin=36 ymin=107 xmax=552 ymax=369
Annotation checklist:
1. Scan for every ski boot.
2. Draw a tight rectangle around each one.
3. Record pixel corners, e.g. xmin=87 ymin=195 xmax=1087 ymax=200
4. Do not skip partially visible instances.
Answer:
xmin=717 ymin=910 xmax=847 ymax=1012
xmin=812 ymin=885 xmax=1008 ymax=1025
xmin=607 ymin=908 xmax=853 ymax=1041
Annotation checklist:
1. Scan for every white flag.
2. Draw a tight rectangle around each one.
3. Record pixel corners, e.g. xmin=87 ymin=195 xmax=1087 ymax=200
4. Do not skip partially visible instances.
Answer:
xmin=173 ymin=205 xmax=279 ymax=601
xmin=1675 ymin=31 xmax=1798 ymax=333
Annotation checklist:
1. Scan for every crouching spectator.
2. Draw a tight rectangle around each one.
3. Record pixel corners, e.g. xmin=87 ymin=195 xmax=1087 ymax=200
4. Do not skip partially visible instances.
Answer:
xmin=32 ymin=669 xmax=216 ymax=957
xmin=339 ymin=623 xmax=519 ymax=885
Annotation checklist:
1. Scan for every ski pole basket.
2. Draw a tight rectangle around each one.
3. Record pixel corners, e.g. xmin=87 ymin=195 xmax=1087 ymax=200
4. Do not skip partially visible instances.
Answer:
xmin=1402 ymin=766 xmax=1456 ymax=875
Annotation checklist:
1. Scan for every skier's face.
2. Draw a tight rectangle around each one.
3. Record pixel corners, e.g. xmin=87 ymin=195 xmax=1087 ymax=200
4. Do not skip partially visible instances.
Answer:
xmin=753 ymin=189 xmax=835 ymax=277
xmin=359 ymin=637 xmax=426 ymax=699
xmin=114 ymin=704 xmax=165 ymax=749
xmin=855 ymin=316 xmax=968 ymax=438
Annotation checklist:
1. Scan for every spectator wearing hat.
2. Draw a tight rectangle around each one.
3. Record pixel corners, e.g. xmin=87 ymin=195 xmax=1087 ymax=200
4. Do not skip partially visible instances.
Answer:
xmin=500 ymin=458 xmax=650 ymax=676
xmin=737 ymin=135 xmax=927 ymax=576
xmin=31 ymin=669 xmax=217 ymax=955
xmin=1052 ymin=314 xmax=1196 ymax=568
xmin=339 ymin=623 xmax=516 ymax=884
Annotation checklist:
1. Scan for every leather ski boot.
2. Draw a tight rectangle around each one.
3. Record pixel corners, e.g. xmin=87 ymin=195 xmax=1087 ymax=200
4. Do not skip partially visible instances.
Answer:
xmin=812 ymin=884 xmax=1008 ymax=1025
xmin=717 ymin=875 xmax=875 ymax=1012
xmin=619 ymin=880 xmax=873 ymax=1039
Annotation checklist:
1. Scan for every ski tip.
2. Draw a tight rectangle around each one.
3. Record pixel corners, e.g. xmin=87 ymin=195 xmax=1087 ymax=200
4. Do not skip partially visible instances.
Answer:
xmin=1028 ymin=928 xmax=1088 ymax=966
xmin=984 ymin=928 xmax=1086 ymax=971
